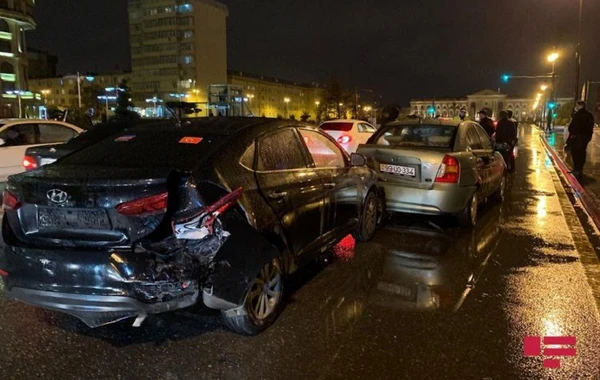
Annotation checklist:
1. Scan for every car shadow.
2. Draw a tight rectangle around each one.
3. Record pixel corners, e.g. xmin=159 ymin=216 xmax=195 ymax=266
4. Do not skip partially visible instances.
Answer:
xmin=38 ymin=302 xmax=223 ymax=347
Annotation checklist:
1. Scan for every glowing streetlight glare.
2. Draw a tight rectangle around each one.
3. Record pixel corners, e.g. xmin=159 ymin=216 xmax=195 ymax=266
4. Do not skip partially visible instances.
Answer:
xmin=541 ymin=84 xmax=548 ymax=91
xmin=547 ymin=52 xmax=559 ymax=63
xmin=315 ymin=101 xmax=320 ymax=106
xmin=283 ymin=97 xmax=290 ymax=103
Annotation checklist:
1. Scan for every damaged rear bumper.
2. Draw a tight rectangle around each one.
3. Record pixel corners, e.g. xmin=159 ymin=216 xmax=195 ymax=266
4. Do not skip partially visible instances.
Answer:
xmin=5 ymin=287 xmax=199 ymax=328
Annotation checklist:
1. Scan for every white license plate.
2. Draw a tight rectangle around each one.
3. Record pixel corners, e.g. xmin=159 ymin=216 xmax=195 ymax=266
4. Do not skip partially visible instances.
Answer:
xmin=380 ymin=163 xmax=416 ymax=177
xmin=40 ymin=158 xmax=57 ymax=166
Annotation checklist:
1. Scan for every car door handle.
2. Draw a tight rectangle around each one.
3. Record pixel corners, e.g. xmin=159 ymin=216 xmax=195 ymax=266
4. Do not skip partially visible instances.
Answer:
xmin=324 ymin=183 xmax=336 ymax=189
xmin=268 ymin=191 xmax=288 ymax=200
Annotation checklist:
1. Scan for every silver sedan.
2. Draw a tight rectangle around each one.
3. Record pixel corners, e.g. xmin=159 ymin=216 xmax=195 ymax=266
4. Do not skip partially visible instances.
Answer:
xmin=357 ymin=118 xmax=506 ymax=227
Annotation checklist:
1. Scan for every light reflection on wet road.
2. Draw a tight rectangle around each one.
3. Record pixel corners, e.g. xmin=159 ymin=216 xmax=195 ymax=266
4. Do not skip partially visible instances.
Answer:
xmin=0 ymin=125 xmax=599 ymax=379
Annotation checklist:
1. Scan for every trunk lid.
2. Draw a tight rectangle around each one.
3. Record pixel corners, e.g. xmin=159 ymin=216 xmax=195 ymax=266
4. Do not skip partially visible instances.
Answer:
xmin=357 ymin=145 xmax=450 ymax=189
xmin=6 ymin=165 xmax=181 ymax=248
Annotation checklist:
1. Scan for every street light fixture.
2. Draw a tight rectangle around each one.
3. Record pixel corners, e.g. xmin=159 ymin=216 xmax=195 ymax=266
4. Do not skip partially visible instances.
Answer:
xmin=283 ymin=97 xmax=290 ymax=118
xmin=540 ymin=84 xmax=548 ymax=91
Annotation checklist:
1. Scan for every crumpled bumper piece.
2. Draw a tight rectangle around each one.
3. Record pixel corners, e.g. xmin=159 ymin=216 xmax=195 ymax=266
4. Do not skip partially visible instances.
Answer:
xmin=5 ymin=287 xmax=199 ymax=328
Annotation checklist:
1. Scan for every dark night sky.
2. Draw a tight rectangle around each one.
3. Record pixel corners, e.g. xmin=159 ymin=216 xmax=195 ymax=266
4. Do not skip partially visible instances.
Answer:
xmin=27 ymin=0 xmax=600 ymax=104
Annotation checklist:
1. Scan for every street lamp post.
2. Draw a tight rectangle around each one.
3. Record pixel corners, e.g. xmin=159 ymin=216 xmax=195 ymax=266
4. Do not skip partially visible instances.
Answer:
xmin=575 ymin=0 xmax=583 ymax=103
xmin=547 ymin=52 xmax=559 ymax=131
xmin=283 ymin=97 xmax=290 ymax=119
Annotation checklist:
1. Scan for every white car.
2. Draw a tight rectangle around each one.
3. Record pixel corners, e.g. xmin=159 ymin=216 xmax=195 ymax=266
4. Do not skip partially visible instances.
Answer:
xmin=0 ymin=119 xmax=83 ymax=183
xmin=319 ymin=119 xmax=377 ymax=153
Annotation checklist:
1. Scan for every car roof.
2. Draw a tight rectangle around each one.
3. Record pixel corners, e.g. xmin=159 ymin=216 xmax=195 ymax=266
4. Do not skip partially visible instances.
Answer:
xmin=131 ymin=116 xmax=318 ymax=137
xmin=385 ymin=117 xmax=463 ymax=127
xmin=320 ymin=119 xmax=365 ymax=124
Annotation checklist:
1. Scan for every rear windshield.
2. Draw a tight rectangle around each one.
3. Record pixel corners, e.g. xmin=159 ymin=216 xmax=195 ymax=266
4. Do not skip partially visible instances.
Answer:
xmin=320 ymin=122 xmax=353 ymax=132
xmin=58 ymin=130 xmax=225 ymax=170
xmin=371 ymin=124 xmax=457 ymax=148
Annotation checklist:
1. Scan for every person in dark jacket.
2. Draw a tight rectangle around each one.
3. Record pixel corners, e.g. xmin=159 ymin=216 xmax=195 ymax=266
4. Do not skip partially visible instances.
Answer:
xmin=478 ymin=109 xmax=495 ymax=137
xmin=507 ymin=110 xmax=519 ymax=137
xmin=567 ymin=100 xmax=596 ymax=178
xmin=495 ymin=110 xmax=518 ymax=171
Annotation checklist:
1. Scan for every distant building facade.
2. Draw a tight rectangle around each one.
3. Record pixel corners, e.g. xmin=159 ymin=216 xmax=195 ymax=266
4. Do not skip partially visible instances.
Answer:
xmin=228 ymin=71 xmax=323 ymax=121
xmin=29 ymin=72 xmax=132 ymax=113
xmin=411 ymin=89 xmax=571 ymax=121
xmin=27 ymin=48 xmax=58 ymax=79
xmin=127 ymin=0 xmax=228 ymax=114
xmin=0 ymin=0 xmax=37 ymax=117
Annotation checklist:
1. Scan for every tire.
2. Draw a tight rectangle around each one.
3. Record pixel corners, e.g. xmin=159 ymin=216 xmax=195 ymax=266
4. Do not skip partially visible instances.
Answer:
xmin=355 ymin=191 xmax=378 ymax=242
xmin=221 ymin=257 xmax=284 ymax=335
xmin=491 ymin=175 xmax=506 ymax=204
xmin=457 ymin=192 xmax=478 ymax=228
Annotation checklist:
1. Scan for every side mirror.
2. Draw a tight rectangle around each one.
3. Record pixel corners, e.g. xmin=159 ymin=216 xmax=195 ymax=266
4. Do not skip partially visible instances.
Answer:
xmin=0 ymin=138 xmax=5 ymax=147
xmin=350 ymin=152 xmax=367 ymax=167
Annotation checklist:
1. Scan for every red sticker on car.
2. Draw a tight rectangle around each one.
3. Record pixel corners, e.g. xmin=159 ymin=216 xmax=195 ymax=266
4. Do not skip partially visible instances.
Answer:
xmin=179 ymin=137 xmax=203 ymax=144
xmin=115 ymin=135 xmax=136 ymax=142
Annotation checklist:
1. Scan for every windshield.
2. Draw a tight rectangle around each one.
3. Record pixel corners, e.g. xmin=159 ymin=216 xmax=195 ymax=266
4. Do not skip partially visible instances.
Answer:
xmin=372 ymin=124 xmax=457 ymax=148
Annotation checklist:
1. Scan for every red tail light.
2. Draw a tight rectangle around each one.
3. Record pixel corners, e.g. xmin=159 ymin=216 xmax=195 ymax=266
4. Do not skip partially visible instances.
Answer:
xmin=337 ymin=135 xmax=352 ymax=144
xmin=172 ymin=187 xmax=243 ymax=236
xmin=116 ymin=192 xmax=168 ymax=216
xmin=2 ymin=190 xmax=21 ymax=211
xmin=435 ymin=155 xmax=460 ymax=183
xmin=23 ymin=155 xmax=38 ymax=171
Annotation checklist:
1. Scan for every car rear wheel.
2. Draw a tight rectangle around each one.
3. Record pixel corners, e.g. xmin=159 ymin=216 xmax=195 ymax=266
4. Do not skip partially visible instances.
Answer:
xmin=355 ymin=191 xmax=378 ymax=242
xmin=221 ymin=257 xmax=284 ymax=335
xmin=457 ymin=192 xmax=478 ymax=228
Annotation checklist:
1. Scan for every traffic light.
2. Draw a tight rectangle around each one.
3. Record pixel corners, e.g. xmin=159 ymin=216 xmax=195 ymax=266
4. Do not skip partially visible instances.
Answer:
xmin=427 ymin=106 xmax=435 ymax=114
xmin=501 ymin=74 xmax=510 ymax=83
xmin=547 ymin=102 xmax=556 ymax=110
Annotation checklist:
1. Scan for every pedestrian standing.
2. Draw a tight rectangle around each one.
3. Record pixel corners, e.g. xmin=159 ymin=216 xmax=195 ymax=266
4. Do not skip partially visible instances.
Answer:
xmin=478 ymin=109 xmax=495 ymax=137
xmin=495 ymin=111 xmax=518 ymax=172
xmin=567 ymin=100 xmax=595 ymax=178
xmin=453 ymin=107 xmax=469 ymax=122
xmin=507 ymin=110 xmax=519 ymax=138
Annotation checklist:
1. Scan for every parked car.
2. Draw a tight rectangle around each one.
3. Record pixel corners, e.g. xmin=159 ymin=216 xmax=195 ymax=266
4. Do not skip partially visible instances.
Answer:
xmin=319 ymin=119 xmax=376 ymax=153
xmin=357 ymin=119 xmax=506 ymax=227
xmin=0 ymin=119 xmax=83 ymax=183
xmin=1 ymin=117 xmax=380 ymax=335
xmin=23 ymin=118 xmax=166 ymax=170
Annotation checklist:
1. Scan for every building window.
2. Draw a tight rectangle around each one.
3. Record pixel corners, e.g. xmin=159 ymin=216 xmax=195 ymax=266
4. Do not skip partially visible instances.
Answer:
xmin=0 ymin=20 xmax=8 ymax=33
xmin=176 ymin=4 xmax=193 ymax=13
xmin=0 ymin=62 xmax=14 ymax=74
xmin=183 ymin=30 xmax=193 ymax=39
xmin=183 ymin=56 xmax=193 ymax=64
xmin=0 ymin=40 xmax=11 ymax=53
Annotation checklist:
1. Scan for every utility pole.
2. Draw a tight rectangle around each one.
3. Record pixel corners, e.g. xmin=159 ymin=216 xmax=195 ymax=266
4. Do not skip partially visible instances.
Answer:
xmin=575 ymin=0 xmax=583 ymax=104
xmin=77 ymin=72 xmax=82 ymax=109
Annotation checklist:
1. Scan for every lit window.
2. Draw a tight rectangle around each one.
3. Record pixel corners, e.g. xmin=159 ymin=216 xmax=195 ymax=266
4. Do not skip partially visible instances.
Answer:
xmin=183 ymin=56 xmax=193 ymax=64
xmin=176 ymin=4 xmax=193 ymax=13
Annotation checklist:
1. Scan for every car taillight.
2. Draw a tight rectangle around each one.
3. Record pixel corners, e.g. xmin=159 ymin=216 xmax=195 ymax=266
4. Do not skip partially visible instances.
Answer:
xmin=337 ymin=135 xmax=352 ymax=144
xmin=23 ymin=155 xmax=38 ymax=171
xmin=116 ymin=192 xmax=168 ymax=216
xmin=435 ymin=155 xmax=460 ymax=183
xmin=172 ymin=187 xmax=243 ymax=237
xmin=2 ymin=190 xmax=21 ymax=211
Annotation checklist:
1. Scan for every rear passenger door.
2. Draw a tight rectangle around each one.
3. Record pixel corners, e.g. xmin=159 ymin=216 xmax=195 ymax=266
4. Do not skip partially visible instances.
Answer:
xmin=474 ymin=125 xmax=504 ymax=188
xmin=38 ymin=123 xmax=78 ymax=144
xmin=298 ymin=128 xmax=360 ymax=238
xmin=254 ymin=128 xmax=327 ymax=258
xmin=465 ymin=124 xmax=492 ymax=196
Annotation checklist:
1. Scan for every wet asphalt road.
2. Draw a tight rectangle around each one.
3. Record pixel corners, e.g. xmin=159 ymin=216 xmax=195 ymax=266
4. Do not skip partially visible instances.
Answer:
xmin=1 ymin=125 xmax=600 ymax=380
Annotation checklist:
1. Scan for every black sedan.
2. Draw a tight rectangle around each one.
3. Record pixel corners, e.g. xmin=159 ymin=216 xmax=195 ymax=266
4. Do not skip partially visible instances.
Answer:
xmin=0 ymin=117 xmax=380 ymax=335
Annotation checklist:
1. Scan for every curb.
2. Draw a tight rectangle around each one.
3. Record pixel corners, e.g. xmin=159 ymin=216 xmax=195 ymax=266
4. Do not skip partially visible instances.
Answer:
xmin=540 ymin=136 xmax=600 ymax=230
